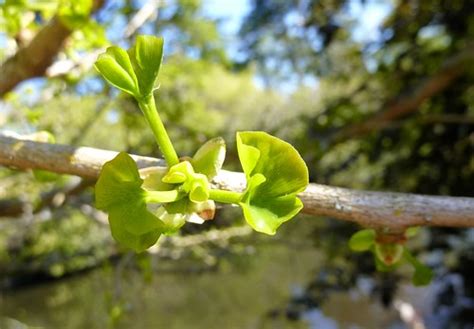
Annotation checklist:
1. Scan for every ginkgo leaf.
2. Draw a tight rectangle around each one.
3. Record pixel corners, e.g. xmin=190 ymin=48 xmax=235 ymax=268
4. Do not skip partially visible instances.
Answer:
xmin=236 ymin=131 xmax=309 ymax=235
xmin=109 ymin=215 xmax=161 ymax=252
xmin=95 ymin=152 xmax=164 ymax=251
xmin=237 ymin=131 xmax=308 ymax=198
xmin=240 ymin=195 xmax=303 ymax=235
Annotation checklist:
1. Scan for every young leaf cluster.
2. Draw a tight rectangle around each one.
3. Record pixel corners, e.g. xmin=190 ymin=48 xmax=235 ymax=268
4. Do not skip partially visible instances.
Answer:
xmin=349 ymin=228 xmax=433 ymax=286
xmin=94 ymin=35 xmax=309 ymax=252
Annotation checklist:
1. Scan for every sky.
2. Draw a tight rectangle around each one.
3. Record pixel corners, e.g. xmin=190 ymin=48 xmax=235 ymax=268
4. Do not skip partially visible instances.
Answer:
xmin=199 ymin=0 xmax=392 ymax=90
xmin=203 ymin=0 xmax=251 ymax=35
xmin=0 ymin=0 xmax=393 ymax=99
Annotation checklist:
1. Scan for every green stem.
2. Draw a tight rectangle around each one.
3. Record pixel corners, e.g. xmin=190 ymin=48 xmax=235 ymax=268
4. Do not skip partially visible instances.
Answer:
xmin=138 ymin=95 xmax=179 ymax=166
xmin=144 ymin=189 xmax=182 ymax=203
xmin=209 ymin=189 xmax=243 ymax=204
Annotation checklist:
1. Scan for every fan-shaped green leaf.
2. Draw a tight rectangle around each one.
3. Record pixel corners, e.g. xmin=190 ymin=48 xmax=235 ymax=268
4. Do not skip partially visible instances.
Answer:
xmin=236 ymin=131 xmax=308 ymax=235
xmin=237 ymin=131 xmax=308 ymax=198
xmin=109 ymin=216 xmax=161 ymax=252
xmin=95 ymin=152 xmax=164 ymax=250
xmin=240 ymin=195 xmax=303 ymax=235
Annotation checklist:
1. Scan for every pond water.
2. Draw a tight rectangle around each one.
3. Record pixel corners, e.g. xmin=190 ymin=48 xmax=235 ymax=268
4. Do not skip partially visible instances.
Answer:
xmin=0 ymin=216 xmax=472 ymax=329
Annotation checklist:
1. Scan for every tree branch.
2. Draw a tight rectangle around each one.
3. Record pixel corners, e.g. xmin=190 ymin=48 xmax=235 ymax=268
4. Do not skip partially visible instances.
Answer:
xmin=0 ymin=0 xmax=105 ymax=97
xmin=0 ymin=134 xmax=473 ymax=231
xmin=333 ymin=43 xmax=474 ymax=142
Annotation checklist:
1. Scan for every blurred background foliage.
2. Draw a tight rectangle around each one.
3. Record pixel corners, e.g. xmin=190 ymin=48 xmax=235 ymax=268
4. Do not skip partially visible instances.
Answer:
xmin=0 ymin=0 xmax=473 ymax=328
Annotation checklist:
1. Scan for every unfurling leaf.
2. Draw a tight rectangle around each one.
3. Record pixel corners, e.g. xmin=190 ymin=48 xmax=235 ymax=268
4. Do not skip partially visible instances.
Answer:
xmin=95 ymin=47 xmax=138 ymax=96
xmin=162 ymin=161 xmax=192 ymax=184
xmin=191 ymin=137 xmax=226 ymax=179
xmin=95 ymin=36 xmax=164 ymax=98
xmin=236 ymin=131 xmax=309 ymax=235
xmin=129 ymin=35 xmax=164 ymax=97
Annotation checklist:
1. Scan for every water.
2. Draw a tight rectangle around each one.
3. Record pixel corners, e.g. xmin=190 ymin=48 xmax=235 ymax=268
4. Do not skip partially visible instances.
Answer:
xmin=0 ymin=216 xmax=472 ymax=328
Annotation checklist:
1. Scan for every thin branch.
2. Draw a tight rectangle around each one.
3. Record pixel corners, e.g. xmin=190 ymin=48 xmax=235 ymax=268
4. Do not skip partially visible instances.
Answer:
xmin=333 ymin=43 xmax=474 ymax=143
xmin=0 ymin=134 xmax=473 ymax=231
xmin=0 ymin=0 xmax=105 ymax=97
xmin=0 ymin=17 xmax=71 ymax=97
xmin=124 ymin=0 xmax=161 ymax=38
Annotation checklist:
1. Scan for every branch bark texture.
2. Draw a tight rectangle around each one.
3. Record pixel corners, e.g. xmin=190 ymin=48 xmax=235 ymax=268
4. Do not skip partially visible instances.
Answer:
xmin=334 ymin=43 xmax=474 ymax=142
xmin=0 ymin=135 xmax=473 ymax=230
xmin=0 ymin=0 xmax=105 ymax=97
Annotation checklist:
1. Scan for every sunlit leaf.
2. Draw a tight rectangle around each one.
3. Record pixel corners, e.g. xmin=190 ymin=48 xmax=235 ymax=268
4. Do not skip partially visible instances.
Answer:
xmin=95 ymin=152 xmax=142 ymax=209
xmin=237 ymin=131 xmax=308 ymax=198
xmin=188 ymin=173 xmax=209 ymax=202
xmin=95 ymin=47 xmax=138 ymax=96
xmin=129 ymin=35 xmax=164 ymax=97
xmin=162 ymin=161 xmax=193 ymax=184
xmin=241 ymin=195 xmax=303 ymax=235
xmin=236 ymin=131 xmax=308 ymax=234
xmin=95 ymin=152 xmax=163 ymax=251
xmin=109 ymin=216 xmax=161 ymax=252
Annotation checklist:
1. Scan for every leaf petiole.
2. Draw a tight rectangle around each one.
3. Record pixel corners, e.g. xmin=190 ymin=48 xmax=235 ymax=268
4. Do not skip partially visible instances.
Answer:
xmin=209 ymin=189 xmax=243 ymax=204
xmin=139 ymin=95 xmax=179 ymax=166
xmin=144 ymin=189 xmax=183 ymax=203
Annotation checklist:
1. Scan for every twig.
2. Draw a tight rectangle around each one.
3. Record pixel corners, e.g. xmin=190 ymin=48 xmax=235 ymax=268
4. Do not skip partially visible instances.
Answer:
xmin=0 ymin=0 xmax=105 ymax=97
xmin=334 ymin=43 xmax=474 ymax=143
xmin=0 ymin=134 xmax=473 ymax=231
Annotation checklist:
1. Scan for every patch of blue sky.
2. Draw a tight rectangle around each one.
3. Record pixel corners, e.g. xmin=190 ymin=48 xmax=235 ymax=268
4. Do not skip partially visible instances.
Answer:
xmin=347 ymin=0 xmax=393 ymax=72
xmin=348 ymin=0 xmax=392 ymax=44
xmin=202 ymin=0 xmax=250 ymax=61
